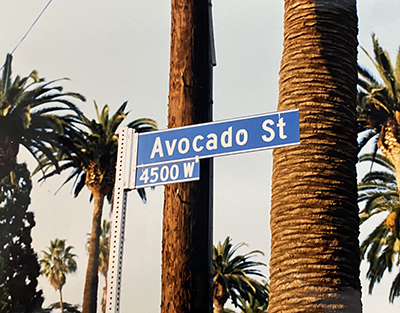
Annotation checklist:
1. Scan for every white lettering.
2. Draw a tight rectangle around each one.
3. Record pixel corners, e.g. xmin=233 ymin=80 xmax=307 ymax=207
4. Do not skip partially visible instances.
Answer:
xmin=170 ymin=164 xmax=179 ymax=180
xmin=206 ymin=133 xmax=218 ymax=150
xmin=221 ymin=126 xmax=232 ymax=148
xmin=178 ymin=138 xmax=190 ymax=154
xmin=235 ymin=129 xmax=248 ymax=146
xmin=150 ymin=167 xmax=159 ymax=183
xmin=150 ymin=137 xmax=164 ymax=159
xmin=183 ymin=162 xmax=195 ymax=178
xmin=262 ymin=119 xmax=275 ymax=142
xmin=165 ymin=139 xmax=177 ymax=156
xmin=193 ymin=135 xmax=204 ymax=152
xmin=277 ymin=117 xmax=287 ymax=139
xmin=160 ymin=166 xmax=169 ymax=181
xmin=139 ymin=168 xmax=149 ymax=184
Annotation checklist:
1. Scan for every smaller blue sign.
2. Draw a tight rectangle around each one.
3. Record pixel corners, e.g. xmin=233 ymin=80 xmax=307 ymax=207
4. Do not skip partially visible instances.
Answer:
xmin=135 ymin=159 xmax=200 ymax=188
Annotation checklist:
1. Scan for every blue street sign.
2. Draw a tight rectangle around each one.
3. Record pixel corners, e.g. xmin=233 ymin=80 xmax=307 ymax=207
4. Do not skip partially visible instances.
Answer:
xmin=137 ymin=109 xmax=299 ymax=166
xmin=135 ymin=158 xmax=200 ymax=188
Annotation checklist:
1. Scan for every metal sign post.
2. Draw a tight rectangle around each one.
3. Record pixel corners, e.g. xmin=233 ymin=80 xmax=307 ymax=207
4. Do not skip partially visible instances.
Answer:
xmin=106 ymin=127 xmax=200 ymax=313
xmin=105 ymin=127 xmax=137 ymax=313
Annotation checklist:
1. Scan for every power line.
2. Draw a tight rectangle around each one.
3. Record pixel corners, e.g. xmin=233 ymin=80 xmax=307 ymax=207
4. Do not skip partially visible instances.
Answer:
xmin=1 ymin=0 xmax=53 ymax=71
xmin=10 ymin=0 xmax=53 ymax=55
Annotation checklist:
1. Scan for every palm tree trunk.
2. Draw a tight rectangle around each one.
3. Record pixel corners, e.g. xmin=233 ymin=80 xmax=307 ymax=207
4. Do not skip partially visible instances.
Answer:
xmin=378 ymin=118 xmax=400 ymax=196
xmin=212 ymin=281 xmax=228 ymax=313
xmin=161 ymin=0 xmax=213 ymax=312
xmin=101 ymin=278 xmax=107 ymax=313
xmin=59 ymin=288 xmax=64 ymax=313
xmin=82 ymin=192 xmax=104 ymax=313
xmin=377 ymin=120 xmax=400 ymax=231
xmin=269 ymin=1 xmax=361 ymax=312
xmin=212 ymin=303 xmax=224 ymax=313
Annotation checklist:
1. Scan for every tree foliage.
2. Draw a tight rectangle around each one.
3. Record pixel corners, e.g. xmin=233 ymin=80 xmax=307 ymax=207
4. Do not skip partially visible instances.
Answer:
xmin=0 ymin=163 xmax=43 ymax=312
xmin=0 ymin=53 xmax=85 ymax=181
xmin=39 ymin=239 xmax=77 ymax=313
xmin=357 ymin=34 xmax=400 ymax=174
xmin=35 ymin=101 xmax=157 ymax=313
xmin=213 ymin=237 xmax=268 ymax=313
xmin=222 ymin=283 xmax=269 ymax=313
xmin=40 ymin=239 xmax=77 ymax=292
xmin=358 ymin=153 xmax=400 ymax=302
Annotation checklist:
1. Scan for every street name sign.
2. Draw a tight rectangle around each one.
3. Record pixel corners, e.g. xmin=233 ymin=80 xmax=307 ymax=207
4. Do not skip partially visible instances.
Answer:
xmin=135 ymin=158 xmax=200 ymax=188
xmin=136 ymin=108 xmax=300 ymax=167
xmin=106 ymin=109 xmax=300 ymax=313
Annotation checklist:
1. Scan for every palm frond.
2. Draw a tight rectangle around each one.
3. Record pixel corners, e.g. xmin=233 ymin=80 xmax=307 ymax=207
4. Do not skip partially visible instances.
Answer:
xmin=0 ymin=53 xmax=85 ymax=181
xmin=213 ymin=237 xmax=268 ymax=310
xmin=39 ymin=239 xmax=77 ymax=292
xmin=358 ymin=147 xmax=400 ymax=300
xmin=389 ymin=271 xmax=400 ymax=302
xmin=357 ymin=34 xmax=400 ymax=156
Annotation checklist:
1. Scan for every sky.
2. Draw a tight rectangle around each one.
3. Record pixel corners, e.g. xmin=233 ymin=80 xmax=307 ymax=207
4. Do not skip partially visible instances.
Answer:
xmin=1 ymin=0 xmax=400 ymax=312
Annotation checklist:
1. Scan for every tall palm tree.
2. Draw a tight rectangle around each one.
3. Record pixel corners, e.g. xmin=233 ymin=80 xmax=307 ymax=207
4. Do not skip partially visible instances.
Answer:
xmin=269 ymin=1 xmax=362 ymax=312
xmin=213 ymin=237 xmax=268 ymax=313
xmin=357 ymin=34 xmax=400 ymax=194
xmin=37 ymin=102 xmax=157 ymax=313
xmin=358 ymin=152 xmax=400 ymax=302
xmin=0 ymin=53 xmax=85 ymax=181
xmin=86 ymin=219 xmax=111 ymax=313
xmin=40 ymin=239 xmax=77 ymax=313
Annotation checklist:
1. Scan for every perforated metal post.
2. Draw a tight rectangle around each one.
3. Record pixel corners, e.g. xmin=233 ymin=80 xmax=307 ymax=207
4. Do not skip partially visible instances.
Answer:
xmin=106 ymin=127 xmax=138 ymax=313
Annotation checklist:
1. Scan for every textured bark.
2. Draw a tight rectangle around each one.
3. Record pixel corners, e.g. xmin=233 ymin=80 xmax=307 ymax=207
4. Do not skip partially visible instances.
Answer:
xmin=161 ymin=0 xmax=213 ymax=312
xmin=212 ymin=303 xmax=224 ymax=313
xmin=378 ymin=118 xmax=400 ymax=196
xmin=212 ymin=280 xmax=228 ymax=313
xmin=268 ymin=1 xmax=361 ymax=312
xmin=101 ymin=283 xmax=107 ymax=313
xmin=59 ymin=288 xmax=64 ymax=313
xmin=82 ymin=192 xmax=104 ymax=313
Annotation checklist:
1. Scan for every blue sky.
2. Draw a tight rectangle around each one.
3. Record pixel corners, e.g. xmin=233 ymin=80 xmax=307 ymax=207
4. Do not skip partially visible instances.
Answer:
xmin=1 ymin=1 xmax=400 ymax=312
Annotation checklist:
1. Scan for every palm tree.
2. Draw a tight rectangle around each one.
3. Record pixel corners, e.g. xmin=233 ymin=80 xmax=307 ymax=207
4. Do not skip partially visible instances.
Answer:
xmin=0 ymin=53 xmax=85 ymax=181
xmin=40 ymin=239 xmax=77 ymax=313
xmin=357 ymin=34 xmax=400 ymax=194
xmin=237 ymin=289 xmax=269 ymax=313
xmin=358 ymin=152 xmax=400 ymax=302
xmin=269 ymin=1 xmax=362 ymax=312
xmin=212 ymin=237 xmax=268 ymax=313
xmin=223 ymin=283 xmax=269 ymax=313
xmin=37 ymin=102 xmax=157 ymax=313
xmin=86 ymin=219 xmax=111 ymax=313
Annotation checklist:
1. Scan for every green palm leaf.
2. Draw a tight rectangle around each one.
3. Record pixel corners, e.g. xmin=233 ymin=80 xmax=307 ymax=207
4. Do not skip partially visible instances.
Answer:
xmin=357 ymin=34 xmax=400 ymax=152
xmin=39 ymin=239 xmax=77 ymax=313
xmin=358 ymin=152 xmax=400 ymax=302
xmin=213 ymin=237 xmax=269 ymax=312
xmin=0 ymin=53 xmax=85 ymax=181
xmin=39 ymin=239 xmax=77 ymax=291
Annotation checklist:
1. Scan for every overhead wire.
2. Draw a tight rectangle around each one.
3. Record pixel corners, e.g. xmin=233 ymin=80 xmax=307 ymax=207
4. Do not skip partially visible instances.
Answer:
xmin=1 ymin=0 xmax=53 ymax=71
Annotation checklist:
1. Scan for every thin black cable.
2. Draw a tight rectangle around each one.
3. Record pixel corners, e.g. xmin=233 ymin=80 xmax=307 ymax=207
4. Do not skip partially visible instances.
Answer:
xmin=1 ymin=0 xmax=53 ymax=71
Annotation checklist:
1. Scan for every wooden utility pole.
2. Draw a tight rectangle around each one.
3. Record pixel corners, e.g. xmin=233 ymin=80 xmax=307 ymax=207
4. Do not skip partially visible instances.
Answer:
xmin=161 ymin=0 xmax=215 ymax=312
